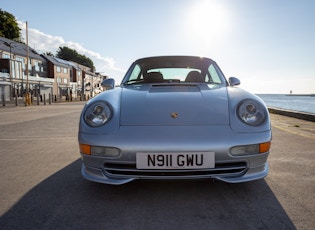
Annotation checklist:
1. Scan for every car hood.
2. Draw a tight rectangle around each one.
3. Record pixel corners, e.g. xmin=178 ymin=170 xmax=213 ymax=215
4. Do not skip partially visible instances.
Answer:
xmin=120 ymin=84 xmax=229 ymax=125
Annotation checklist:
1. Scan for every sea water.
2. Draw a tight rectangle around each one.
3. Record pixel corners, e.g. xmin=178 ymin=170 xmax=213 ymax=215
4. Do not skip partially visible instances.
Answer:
xmin=257 ymin=94 xmax=315 ymax=114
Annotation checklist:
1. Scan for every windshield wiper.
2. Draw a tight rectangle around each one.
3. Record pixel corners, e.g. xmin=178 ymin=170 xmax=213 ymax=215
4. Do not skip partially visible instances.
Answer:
xmin=123 ymin=79 xmax=145 ymax=85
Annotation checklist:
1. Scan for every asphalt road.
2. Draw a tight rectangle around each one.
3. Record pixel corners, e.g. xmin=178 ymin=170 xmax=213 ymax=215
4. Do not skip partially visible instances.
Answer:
xmin=0 ymin=102 xmax=314 ymax=230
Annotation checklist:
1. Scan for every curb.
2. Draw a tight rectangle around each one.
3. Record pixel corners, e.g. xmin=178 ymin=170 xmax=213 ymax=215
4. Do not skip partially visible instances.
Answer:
xmin=268 ymin=107 xmax=315 ymax=122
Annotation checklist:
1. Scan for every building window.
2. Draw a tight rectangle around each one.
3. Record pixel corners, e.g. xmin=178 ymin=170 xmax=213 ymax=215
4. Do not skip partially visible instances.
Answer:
xmin=28 ymin=59 xmax=32 ymax=70
xmin=64 ymin=78 xmax=68 ymax=84
xmin=16 ymin=57 xmax=23 ymax=62
xmin=15 ymin=57 xmax=25 ymax=69
xmin=57 ymin=77 xmax=61 ymax=83
xmin=35 ymin=61 xmax=40 ymax=71
xmin=56 ymin=66 xmax=61 ymax=72
xmin=2 ymin=53 xmax=9 ymax=59
xmin=63 ymin=67 xmax=68 ymax=74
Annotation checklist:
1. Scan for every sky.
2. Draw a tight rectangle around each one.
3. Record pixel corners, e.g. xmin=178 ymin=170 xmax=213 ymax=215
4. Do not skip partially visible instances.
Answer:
xmin=2 ymin=0 xmax=315 ymax=94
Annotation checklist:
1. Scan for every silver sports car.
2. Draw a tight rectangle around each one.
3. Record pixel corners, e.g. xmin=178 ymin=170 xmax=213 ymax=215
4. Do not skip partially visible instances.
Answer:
xmin=78 ymin=56 xmax=271 ymax=185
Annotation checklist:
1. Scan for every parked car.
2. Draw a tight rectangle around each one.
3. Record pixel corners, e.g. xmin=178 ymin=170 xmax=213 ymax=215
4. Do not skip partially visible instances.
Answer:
xmin=78 ymin=56 xmax=271 ymax=185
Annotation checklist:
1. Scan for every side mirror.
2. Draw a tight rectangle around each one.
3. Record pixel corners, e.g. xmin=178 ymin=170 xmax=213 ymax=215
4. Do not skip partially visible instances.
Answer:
xmin=101 ymin=78 xmax=115 ymax=90
xmin=228 ymin=77 xmax=241 ymax=86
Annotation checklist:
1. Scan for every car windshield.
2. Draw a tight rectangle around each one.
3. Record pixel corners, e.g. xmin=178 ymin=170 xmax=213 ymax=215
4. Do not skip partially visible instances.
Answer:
xmin=122 ymin=56 xmax=227 ymax=85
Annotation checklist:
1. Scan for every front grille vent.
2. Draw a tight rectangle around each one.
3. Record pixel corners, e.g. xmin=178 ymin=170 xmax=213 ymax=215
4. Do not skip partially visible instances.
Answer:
xmin=103 ymin=162 xmax=247 ymax=178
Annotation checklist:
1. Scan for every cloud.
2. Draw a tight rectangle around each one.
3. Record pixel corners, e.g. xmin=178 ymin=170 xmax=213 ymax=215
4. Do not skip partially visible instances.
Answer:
xmin=18 ymin=21 xmax=125 ymax=82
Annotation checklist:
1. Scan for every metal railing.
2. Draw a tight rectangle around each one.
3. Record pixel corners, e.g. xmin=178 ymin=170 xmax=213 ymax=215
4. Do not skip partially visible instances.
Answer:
xmin=1 ymin=93 xmax=85 ymax=108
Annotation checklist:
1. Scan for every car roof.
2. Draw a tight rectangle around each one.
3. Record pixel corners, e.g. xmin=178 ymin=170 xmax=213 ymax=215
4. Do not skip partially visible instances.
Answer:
xmin=133 ymin=56 xmax=216 ymax=69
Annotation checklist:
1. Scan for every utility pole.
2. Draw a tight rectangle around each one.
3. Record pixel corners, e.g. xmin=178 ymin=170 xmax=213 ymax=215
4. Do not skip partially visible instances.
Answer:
xmin=25 ymin=21 xmax=31 ymax=106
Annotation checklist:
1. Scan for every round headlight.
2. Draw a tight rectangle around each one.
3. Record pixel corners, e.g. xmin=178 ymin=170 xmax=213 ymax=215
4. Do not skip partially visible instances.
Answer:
xmin=84 ymin=102 xmax=112 ymax=127
xmin=237 ymin=100 xmax=266 ymax=126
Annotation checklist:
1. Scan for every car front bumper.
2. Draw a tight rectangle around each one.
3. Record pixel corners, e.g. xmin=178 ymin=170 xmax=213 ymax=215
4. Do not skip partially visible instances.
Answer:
xmin=79 ymin=125 xmax=271 ymax=185
xmin=81 ymin=161 xmax=269 ymax=185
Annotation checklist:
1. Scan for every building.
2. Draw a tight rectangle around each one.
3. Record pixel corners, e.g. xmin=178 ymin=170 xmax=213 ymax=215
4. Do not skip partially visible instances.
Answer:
xmin=0 ymin=36 xmax=106 ymax=102
xmin=75 ymin=63 xmax=106 ymax=100
xmin=42 ymin=55 xmax=71 ymax=101
xmin=0 ymin=36 xmax=53 ymax=101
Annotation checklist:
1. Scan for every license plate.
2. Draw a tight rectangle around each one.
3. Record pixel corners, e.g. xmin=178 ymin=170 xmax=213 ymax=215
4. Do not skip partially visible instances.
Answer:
xmin=136 ymin=152 xmax=215 ymax=169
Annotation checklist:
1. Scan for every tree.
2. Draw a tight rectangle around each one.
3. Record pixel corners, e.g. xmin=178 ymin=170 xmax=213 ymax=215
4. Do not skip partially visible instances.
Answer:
xmin=56 ymin=46 xmax=95 ymax=71
xmin=42 ymin=51 xmax=54 ymax=57
xmin=0 ymin=9 xmax=21 ymax=41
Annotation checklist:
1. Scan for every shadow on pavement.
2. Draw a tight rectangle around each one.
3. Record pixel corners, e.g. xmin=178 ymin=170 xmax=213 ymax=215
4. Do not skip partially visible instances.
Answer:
xmin=0 ymin=159 xmax=295 ymax=230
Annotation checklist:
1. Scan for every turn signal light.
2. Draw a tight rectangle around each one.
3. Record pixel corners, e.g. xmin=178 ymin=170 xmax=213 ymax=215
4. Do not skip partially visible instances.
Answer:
xmin=259 ymin=142 xmax=271 ymax=153
xmin=79 ymin=143 xmax=91 ymax=155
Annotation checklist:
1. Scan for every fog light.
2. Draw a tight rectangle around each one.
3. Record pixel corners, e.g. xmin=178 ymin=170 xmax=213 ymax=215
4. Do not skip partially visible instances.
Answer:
xmin=231 ymin=144 xmax=259 ymax=156
xmin=91 ymin=146 xmax=120 ymax=157
xmin=231 ymin=142 xmax=271 ymax=156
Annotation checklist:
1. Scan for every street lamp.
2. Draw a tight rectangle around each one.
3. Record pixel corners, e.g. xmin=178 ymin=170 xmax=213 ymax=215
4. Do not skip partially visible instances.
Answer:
xmin=24 ymin=21 xmax=31 ymax=106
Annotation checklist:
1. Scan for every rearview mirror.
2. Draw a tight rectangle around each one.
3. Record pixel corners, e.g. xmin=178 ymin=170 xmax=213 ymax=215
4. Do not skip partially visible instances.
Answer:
xmin=101 ymin=78 xmax=115 ymax=90
xmin=228 ymin=77 xmax=240 ymax=86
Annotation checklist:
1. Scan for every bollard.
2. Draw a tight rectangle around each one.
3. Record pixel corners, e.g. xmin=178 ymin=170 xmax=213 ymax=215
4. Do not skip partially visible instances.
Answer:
xmin=37 ymin=94 xmax=40 ymax=105
xmin=44 ymin=94 xmax=46 ymax=105
xmin=25 ymin=92 xmax=31 ymax=106
xmin=49 ymin=94 xmax=52 ymax=105
xmin=15 ymin=96 xmax=18 ymax=106
xmin=2 ymin=94 xmax=5 ymax=106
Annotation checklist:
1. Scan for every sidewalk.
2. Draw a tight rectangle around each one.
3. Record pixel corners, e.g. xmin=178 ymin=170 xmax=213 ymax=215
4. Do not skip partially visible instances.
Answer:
xmin=270 ymin=113 xmax=315 ymax=140
xmin=268 ymin=107 xmax=315 ymax=122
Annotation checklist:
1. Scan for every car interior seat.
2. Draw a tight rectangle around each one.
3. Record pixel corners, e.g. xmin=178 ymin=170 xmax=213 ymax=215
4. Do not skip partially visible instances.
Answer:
xmin=144 ymin=72 xmax=164 ymax=83
xmin=185 ymin=71 xmax=204 ymax=82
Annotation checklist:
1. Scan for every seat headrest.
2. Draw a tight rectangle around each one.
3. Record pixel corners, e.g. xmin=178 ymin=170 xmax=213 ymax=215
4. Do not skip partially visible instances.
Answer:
xmin=144 ymin=72 xmax=164 ymax=82
xmin=185 ymin=71 xmax=204 ymax=82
